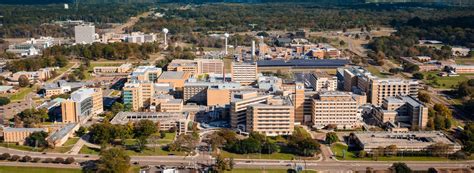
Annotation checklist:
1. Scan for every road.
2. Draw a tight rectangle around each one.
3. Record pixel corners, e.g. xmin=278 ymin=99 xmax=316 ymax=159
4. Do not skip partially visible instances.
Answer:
xmin=112 ymin=11 xmax=153 ymax=34
xmin=50 ymin=62 xmax=80 ymax=83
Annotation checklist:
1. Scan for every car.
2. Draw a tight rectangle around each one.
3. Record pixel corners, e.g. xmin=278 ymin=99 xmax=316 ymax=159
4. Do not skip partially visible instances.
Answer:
xmin=133 ymin=162 xmax=139 ymax=165
xmin=42 ymin=152 xmax=47 ymax=155
xmin=245 ymin=161 xmax=251 ymax=163
xmin=168 ymin=153 xmax=175 ymax=156
xmin=84 ymin=155 xmax=89 ymax=158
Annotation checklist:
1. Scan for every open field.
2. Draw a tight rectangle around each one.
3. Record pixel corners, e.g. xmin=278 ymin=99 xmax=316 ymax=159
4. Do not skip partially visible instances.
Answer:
xmin=8 ymin=85 xmax=37 ymax=101
xmin=422 ymin=71 xmax=472 ymax=89
xmin=125 ymin=147 xmax=186 ymax=156
xmin=331 ymin=143 xmax=450 ymax=161
xmin=455 ymin=58 xmax=474 ymax=65
xmin=79 ymin=146 xmax=101 ymax=155
xmin=0 ymin=166 xmax=81 ymax=173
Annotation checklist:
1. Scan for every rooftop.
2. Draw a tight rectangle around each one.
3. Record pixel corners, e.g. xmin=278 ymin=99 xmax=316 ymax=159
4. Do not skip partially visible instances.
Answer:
xmin=355 ymin=131 xmax=461 ymax=149
xmin=3 ymin=127 xmax=45 ymax=133
xmin=158 ymin=71 xmax=187 ymax=80
xmin=110 ymin=111 xmax=189 ymax=125
xmin=257 ymin=59 xmax=349 ymax=67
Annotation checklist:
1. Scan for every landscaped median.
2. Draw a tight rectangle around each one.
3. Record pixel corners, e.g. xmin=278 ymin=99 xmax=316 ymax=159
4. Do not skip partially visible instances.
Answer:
xmin=224 ymin=168 xmax=317 ymax=173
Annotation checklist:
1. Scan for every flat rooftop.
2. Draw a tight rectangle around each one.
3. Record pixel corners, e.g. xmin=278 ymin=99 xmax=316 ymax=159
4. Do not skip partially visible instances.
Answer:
xmin=110 ymin=111 xmax=189 ymax=125
xmin=257 ymin=59 xmax=349 ymax=67
xmin=159 ymin=71 xmax=187 ymax=80
xmin=355 ymin=131 xmax=461 ymax=149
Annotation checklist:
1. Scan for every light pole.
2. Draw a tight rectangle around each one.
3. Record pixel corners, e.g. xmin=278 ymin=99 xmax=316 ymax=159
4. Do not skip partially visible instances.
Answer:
xmin=224 ymin=33 xmax=229 ymax=55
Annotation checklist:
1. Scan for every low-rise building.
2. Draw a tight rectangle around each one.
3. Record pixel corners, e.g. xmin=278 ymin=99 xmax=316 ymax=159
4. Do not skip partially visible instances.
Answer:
xmin=451 ymin=65 xmax=474 ymax=74
xmin=46 ymin=123 xmax=80 ymax=147
xmin=61 ymin=88 xmax=103 ymax=124
xmin=110 ymin=112 xmax=190 ymax=134
xmin=230 ymin=91 xmax=272 ymax=130
xmin=93 ymin=63 xmax=132 ymax=73
xmin=184 ymin=79 xmax=240 ymax=104
xmin=150 ymin=94 xmax=183 ymax=112
xmin=157 ymin=71 xmax=190 ymax=90
xmin=353 ymin=131 xmax=462 ymax=153
xmin=3 ymin=127 xmax=47 ymax=144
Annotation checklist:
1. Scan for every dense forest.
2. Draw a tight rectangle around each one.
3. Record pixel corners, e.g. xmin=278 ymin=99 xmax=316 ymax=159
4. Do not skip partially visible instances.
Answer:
xmin=0 ymin=3 xmax=150 ymax=37
xmin=133 ymin=3 xmax=474 ymax=34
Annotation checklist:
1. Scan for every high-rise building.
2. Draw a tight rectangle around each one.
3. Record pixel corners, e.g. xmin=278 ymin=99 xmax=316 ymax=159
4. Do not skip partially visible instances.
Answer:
xmin=123 ymin=81 xmax=155 ymax=111
xmin=231 ymin=62 xmax=257 ymax=85
xmin=74 ymin=24 xmax=95 ymax=44
xmin=311 ymin=91 xmax=362 ymax=129
xmin=246 ymin=97 xmax=294 ymax=136
xmin=230 ymin=91 xmax=272 ymax=130
xmin=128 ymin=66 xmax=162 ymax=82
xmin=369 ymin=78 xmax=419 ymax=106
xmin=183 ymin=80 xmax=240 ymax=104
xmin=293 ymin=82 xmax=306 ymax=124
xmin=308 ymin=71 xmax=337 ymax=91
xmin=61 ymin=88 xmax=103 ymax=123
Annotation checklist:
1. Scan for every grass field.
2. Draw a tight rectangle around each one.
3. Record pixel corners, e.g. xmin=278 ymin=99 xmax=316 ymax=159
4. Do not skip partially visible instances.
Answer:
xmin=125 ymin=146 xmax=186 ymax=156
xmin=331 ymin=143 xmax=450 ymax=161
xmin=422 ymin=71 xmax=471 ymax=89
xmin=79 ymin=146 xmax=101 ymax=155
xmin=455 ymin=58 xmax=474 ymax=65
xmin=225 ymin=169 xmax=317 ymax=173
xmin=8 ymin=85 xmax=38 ymax=101
xmin=0 ymin=143 xmax=43 ymax=152
xmin=45 ymin=138 xmax=79 ymax=153
xmin=366 ymin=65 xmax=388 ymax=78
xmin=0 ymin=166 xmax=81 ymax=173
xmin=219 ymin=150 xmax=309 ymax=160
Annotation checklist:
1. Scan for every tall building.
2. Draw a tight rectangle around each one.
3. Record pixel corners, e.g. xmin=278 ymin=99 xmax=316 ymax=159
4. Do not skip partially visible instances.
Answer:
xmin=183 ymin=79 xmax=240 ymax=104
xmin=74 ymin=24 xmax=95 ymax=44
xmin=230 ymin=91 xmax=272 ymax=130
xmin=123 ymin=81 xmax=154 ymax=111
xmin=157 ymin=71 xmax=190 ymax=90
xmin=308 ymin=71 xmax=337 ymax=91
xmin=293 ymin=82 xmax=306 ymax=124
xmin=369 ymin=78 xmax=419 ymax=106
xmin=246 ymin=97 xmax=294 ymax=136
xmin=231 ymin=62 xmax=257 ymax=85
xmin=311 ymin=91 xmax=362 ymax=129
xmin=61 ymin=88 xmax=103 ymax=123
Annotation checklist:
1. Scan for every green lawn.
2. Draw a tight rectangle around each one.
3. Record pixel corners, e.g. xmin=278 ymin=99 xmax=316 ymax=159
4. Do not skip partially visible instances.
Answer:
xmin=44 ymin=138 xmax=79 ymax=153
xmin=455 ymin=58 xmax=474 ymax=65
xmin=366 ymin=65 xmax=388 ymax=78
xmin=9 ymin=85 xmax=37 ymax=101
xmin=330 ymin=143 xmax=450 ymax=161
xmin=0 ymin=166 xmax=81 ymax=173
xmin=225 ymin=169 xmax=316 ymax=173
xmin=79 ymin=146 xmax=101 ymax=155
xmin=219 ymin=150 xmax=303 ymax=160
xmin=125 ymin=146 xmax=186 ymax=156
xmin=422 ymin=71 xmax=471 ymax=89
xmin=0 ymin=143 xmax=44 ymax=152
xmin=150 ymin=132 xmax=176 ymax=144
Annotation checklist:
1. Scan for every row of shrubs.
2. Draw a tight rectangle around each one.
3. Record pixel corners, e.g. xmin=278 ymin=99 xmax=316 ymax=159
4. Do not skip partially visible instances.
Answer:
xmin=0 ymin=153 xmax=75 ymax=164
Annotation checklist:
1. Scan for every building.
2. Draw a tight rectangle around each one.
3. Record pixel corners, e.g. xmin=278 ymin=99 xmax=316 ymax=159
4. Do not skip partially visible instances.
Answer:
xmin=231 ymin=62 xmax=257 ymax=85
xmin=183 ymin=79 xmax=240 ymax=104
xmin=167 ymin=59 xmax=198 ymax=75
xmin=167 ymin=59 xmax=224 ymax=75
xmin=353 ymin=131 xmax=462 ymax=153
xmin=3 ymin=127 xmax=47 ymax=144
xmin=110 ymin=112 xmax=190 ymax=134
xmin=311 ymin=91 xmax=362 ymax=129
xmin=9 ymin=67 xmax=57 ymax=82
xmin=452 ymin=47 xmax=471 ymax=57
xmin=157 ymin=71 xmax=190 ymax=90
xmin=257 ymin=76 xmax=282 ymax=91
xmin=43 ymin=80 xmax=93 ymax=98
xmin=150 ymin=94 xmax=183 ymax=112
xmin=369 ymin=78 xmax=419 ymax=106
xmin=124 ymin=32 xmax=157 ymax=44
xmin=0 ymin=86 xmax=15 ymax=94
xmin=246 ymin=96 xmax=294 ymax=136
xmin=373 ymin=96 xmax=428 ymax=130
xmin=129 ymin=66 xmax=162 ymax=82
xmin=451 ymin=65 xmax=474 ymax=74
xmin=230 ymin=91 xmax=272 ymax=130
xmin=308 ymin=71 xmax=337 ymax=91
xmin=123 ymin=81 xmax=154 ymax=111
xmin=293 ymin=82 xmax=306 ymax=124
xmin=93 ymin=63 xmax=133 ymax=73
xmin=6 ymin=37 xmax=54 ymax=56
xmin=46 ymin=123 xmax=80 ymax=147
xmin=74 ymin=24 xmax=96 ymax=44
xmin=61 ymin=88 xmax=103 ymax=123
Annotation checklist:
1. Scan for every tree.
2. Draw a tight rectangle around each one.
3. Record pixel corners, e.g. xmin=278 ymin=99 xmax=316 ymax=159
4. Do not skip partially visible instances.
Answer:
xmin=418 ymin=92 xmax=431 ymax=103
xmin=339 ymin=40 xmax=346 ymax=46
xmin=9 ymin=155 xmax=20 ymax=161
xmin=64 ymin=157 xmax=75 ymax=164
xmin=19 ymin=108 xmax=49 ymax=127
xmin=111 ymin=102 xmax=124 ymax=114
xmin=20 ymin=155 xmax=32 ymax=162
xmin=0 ymin=153 xmax=10 ymax=160
xmin=390 ymin=162 xmax=412 ymax=173
xmin=413 ymin=73 xmax=424 ymax=80
xmin=136 ymin=136 xmax=147 ymax=152
xmin=25 ymin=131 xmax=49 ymax=148
xmin=97 ymin=147 xmax=131 ymax=173
xmin=325 ymin=132 xmax=339 ymax=144
xmin=54 ymin=157 xmax=64 ymax=164
xmin=0 ymin=97 xmax=10 ymax=106
xmin=18 ymin=75 xmax=30 ymax=87
xmin=385 ymin=145 xmax=397 ymax=156
xmin=133 ymin=119 xmax=157 ymax=138
xmin=75 ymin=126 xmax=87 ymax=137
